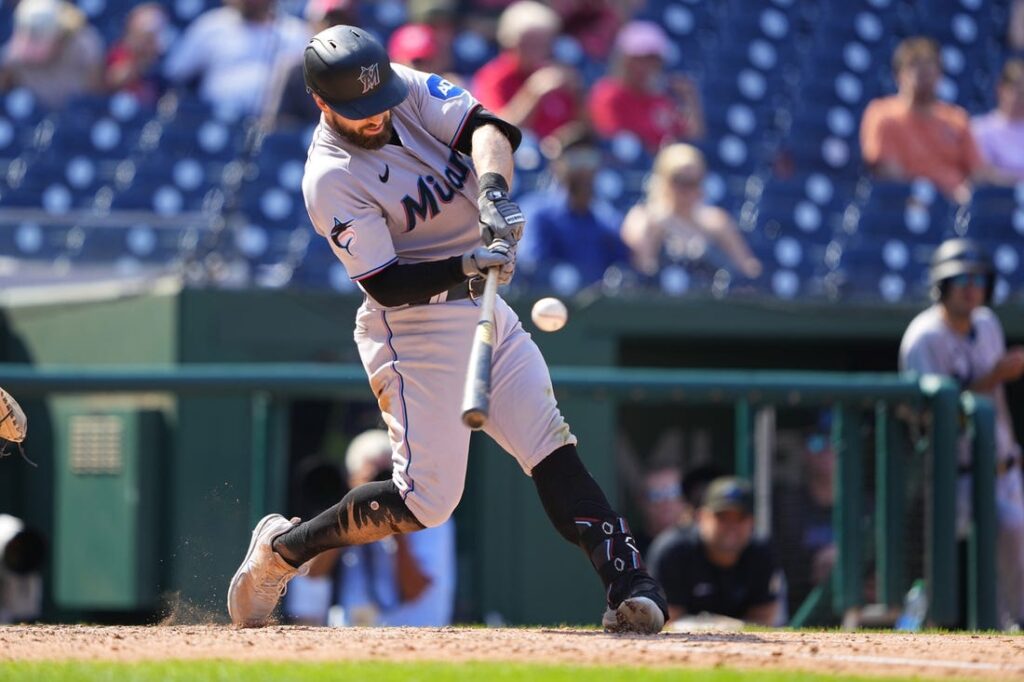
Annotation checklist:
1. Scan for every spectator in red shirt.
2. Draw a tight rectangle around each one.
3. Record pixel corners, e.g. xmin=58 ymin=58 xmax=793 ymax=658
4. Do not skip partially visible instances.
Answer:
xmin=388 ymin=24 xmax=461 ymax=86
xmin=550 ymin=0 xmax=632 ymax=61
xmin=588 ymin=20 xmax=705 ymax=153
xmin=472 ymin=0 xmax=582 ymax=140
xmin=105 ymin=3 xmax=168 ymax=105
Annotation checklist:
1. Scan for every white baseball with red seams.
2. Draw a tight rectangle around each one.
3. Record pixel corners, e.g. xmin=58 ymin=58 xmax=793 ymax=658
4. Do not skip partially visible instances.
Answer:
xmin=531 ymin=297 xmax=568 ymax=332
xmin=302 ymin=65 xmax=577 ymax=528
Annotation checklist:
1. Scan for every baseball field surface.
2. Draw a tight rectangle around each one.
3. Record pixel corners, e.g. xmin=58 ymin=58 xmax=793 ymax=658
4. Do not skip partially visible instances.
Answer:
xmin=2 ymin=625 xmax=1023 ymax=681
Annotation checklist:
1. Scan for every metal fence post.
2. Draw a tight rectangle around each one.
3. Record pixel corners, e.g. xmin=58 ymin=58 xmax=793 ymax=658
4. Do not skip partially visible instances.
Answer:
xmin=249 ymin=391 xmax=270 ymax=527
xmin=922 ymin=376 xmax=959 ymax=626
xmin=963 ymin=393 xmax=997 ymax=630
xmin=875 ymin=401 xmax=906 ymax=608
xmin=735 ymin=399 xmax=753 ymax=479
xmin=832 ymin=403 xmax=864 ymax=615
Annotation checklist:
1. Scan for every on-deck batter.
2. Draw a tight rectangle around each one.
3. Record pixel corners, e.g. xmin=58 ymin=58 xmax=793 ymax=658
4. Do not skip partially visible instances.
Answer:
xmin=227 ymin=25 xmax=668 ymax=634
xmin=900 ymin=238 xmax=1024 ymax=629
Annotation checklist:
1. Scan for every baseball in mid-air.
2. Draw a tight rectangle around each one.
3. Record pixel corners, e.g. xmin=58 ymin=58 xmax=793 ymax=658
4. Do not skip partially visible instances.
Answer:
xmin=531 ymin=297 xmax=568 ymax=332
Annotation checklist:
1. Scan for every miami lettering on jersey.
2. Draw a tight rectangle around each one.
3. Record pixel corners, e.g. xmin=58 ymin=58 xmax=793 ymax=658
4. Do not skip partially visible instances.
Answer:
xmin=400 ymin=149 xmax=471 ymax=232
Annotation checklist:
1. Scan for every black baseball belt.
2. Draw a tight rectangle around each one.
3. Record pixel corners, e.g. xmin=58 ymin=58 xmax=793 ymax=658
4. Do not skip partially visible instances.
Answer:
xmin=407 ymin=278 xmax=485 ymax=306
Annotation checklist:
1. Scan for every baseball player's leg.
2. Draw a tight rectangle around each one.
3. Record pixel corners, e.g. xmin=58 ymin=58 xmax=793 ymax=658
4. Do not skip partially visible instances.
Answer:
xmin=229 ymin=304 xmax=476 ymax=626
xmin=484 ymin=300 xmax=667 ymax=633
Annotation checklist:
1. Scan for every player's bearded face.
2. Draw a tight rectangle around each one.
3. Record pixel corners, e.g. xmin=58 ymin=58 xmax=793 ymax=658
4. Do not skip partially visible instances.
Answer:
xmin=332 ymin=111 xmax=393 ymax=150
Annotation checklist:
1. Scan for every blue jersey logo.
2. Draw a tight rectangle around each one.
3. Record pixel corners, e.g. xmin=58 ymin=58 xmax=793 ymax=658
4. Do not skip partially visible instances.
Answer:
xmin=427 ymin=74 xmax=464 ymax=101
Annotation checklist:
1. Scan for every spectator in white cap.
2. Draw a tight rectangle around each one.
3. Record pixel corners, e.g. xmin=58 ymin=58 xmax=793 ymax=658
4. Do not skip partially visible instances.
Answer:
xmin=336 ymin=430 xmax=457 ymax=627
xmin=0 ymin=0 xmax=104 ymax=109
xmin=588 ymin=20 xmax=705 ymax=152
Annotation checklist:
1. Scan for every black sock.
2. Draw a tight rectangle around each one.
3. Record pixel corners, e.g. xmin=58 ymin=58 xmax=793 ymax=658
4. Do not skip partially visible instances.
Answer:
xmin=273 ymin=479 xmax=425 ymax=567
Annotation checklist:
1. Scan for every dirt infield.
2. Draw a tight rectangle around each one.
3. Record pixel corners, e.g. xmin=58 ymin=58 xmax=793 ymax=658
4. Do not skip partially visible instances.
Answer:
xmin=2 ymin=625 xmax=1024 ymax=679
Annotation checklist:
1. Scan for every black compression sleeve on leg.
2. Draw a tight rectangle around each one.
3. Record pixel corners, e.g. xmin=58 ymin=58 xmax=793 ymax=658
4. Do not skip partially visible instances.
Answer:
xmin=531 ymin=444 xmax=617 ymax=546
xmin=532 ymin=444 xmax=666 ymax=615
xmin=273 ymin=479 xmax=425 ymax=567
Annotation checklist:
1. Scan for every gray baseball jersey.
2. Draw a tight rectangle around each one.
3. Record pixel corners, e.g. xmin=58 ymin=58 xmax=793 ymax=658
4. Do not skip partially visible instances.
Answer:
xmin=900 ymin=304 xmax=1024 ymax=624
xmin=303 ymin=64 xmax=481 ymax=292
xmin=899 ymin=304 xmax=1020 ymax=462
xmin=301 ymin=65 xmax=576 ymax=528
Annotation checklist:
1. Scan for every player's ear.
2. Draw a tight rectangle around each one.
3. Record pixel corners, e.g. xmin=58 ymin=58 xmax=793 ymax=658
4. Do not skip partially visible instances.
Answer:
xmin=311 ymin=93 xmax=330 ymax=115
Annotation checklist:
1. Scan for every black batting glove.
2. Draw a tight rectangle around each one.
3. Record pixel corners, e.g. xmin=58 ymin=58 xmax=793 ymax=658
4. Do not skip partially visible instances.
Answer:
xmin=478 ymin=172 xmax=525 ymax=245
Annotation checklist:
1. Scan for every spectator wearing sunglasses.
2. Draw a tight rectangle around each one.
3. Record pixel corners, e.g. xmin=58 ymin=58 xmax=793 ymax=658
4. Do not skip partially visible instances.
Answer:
xmin=621 ymin=143 xmax=761 ymax=281
xmin=900 ymin=239 xmax=1024 ymax=630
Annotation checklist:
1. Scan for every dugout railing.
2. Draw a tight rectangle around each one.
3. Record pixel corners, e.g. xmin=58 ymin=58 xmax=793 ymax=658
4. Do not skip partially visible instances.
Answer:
xmin=0 ymin=364 xmax=997 ymax=629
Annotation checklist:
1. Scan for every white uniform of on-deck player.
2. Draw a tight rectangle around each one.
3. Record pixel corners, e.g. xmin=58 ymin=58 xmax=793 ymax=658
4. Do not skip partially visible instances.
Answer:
xmin=302 ymin=65 xmax=576 ymax=528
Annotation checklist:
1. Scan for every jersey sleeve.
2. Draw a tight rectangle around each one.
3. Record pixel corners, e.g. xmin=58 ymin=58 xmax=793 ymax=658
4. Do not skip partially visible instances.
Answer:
xmin=304 ymin=167 xmax=398 ymax=280
xmin=397 ymin=64 xmax=481 ymax=149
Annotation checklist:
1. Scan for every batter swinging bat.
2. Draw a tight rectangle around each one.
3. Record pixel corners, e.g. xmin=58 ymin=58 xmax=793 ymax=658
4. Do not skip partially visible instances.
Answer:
xmin=461 ymin=267 xmax=500 ymax=429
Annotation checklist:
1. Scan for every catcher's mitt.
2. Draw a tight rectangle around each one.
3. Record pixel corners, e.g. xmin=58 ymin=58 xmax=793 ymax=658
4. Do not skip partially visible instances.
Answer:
xmin=0 ymin=387 xmax=27 ymax=443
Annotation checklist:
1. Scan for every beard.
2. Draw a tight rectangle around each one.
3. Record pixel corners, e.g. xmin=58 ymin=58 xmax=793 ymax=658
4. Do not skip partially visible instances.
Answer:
xmin=334 ymin=115 xmax=393 ymax=151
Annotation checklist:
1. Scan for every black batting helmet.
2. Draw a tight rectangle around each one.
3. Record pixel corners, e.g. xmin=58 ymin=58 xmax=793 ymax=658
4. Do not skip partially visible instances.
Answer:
xmin=304 ymin=25 xmax=409 ymax=120
xmin=928 ymin=237 xmax=994 ymax=302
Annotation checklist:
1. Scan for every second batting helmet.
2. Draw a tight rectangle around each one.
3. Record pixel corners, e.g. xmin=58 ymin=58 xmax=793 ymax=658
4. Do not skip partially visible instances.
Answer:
xmin=304 ymin=25 xmax=409 ymax=120
xmin=928 ymin=238 xmax=994 ymax=302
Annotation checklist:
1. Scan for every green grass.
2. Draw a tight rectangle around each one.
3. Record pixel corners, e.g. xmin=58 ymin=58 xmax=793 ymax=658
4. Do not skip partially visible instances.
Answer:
xmin=0 ymin=661 xmax=969 ymax=682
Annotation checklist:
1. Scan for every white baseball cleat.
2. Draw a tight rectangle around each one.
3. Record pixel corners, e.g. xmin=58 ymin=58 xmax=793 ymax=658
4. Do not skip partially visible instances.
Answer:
xmin=227 ymin=513 xmax=308 ymax=627
xmin=602 ymin=596 xmax=666 ymax=635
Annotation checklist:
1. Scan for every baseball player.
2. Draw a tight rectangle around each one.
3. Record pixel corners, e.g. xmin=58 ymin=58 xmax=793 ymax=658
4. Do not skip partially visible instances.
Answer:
xmin=227 ymin=25 xmax=668 ymax=633
xmin=900 ymin=238 xmax=1024 ymax=628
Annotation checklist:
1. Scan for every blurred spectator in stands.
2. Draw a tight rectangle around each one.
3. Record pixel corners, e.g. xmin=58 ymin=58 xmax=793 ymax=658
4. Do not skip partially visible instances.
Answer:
xmin=649 ymin=477 xmax=783 ymax=627
xmin=1010 ymin=0 xmax=1024 ymax=52
xmin=972 ymin=59 xmax=1024 ymax=182
xmin=621 ymin=144 xmax=761 ymax=280
xmin=335 ymin=430 xmax=456 ymax=627
xmin=388 ymin=24 xmax=461 ymax=85
xmin=634 ymin=461 xmax=686 ymax=553
xmin=473 ymin=1 xmax=583 ymax=141
xmin=104 ymin=3 xmax=169 ymax=105
xmin=772 ymin=421 xmax=836 ymax=617
xmin=517 ymin=127 xmax=630 ymax=289
xmin=550 ymin=0 xmax=633 ymax=61
xmin=0 ymin=514 xmax=46 ymax=624
xmin=282 ymin=455 xmax=349 ymax=625
xmin=860 ymin=37 xmax=1012 ymax=204
xmin=407 ymin=0 xmax=458 ymax=77
xmin=0 ymin=0 xmax=104 ymax=110
xmin=164 ymin=0 xmax=309 ymax=118
xmin=261 ymin=0 xmax=356 ymax=130
xmin=900 ymin=238 xmax=1024 ymax=630
xmin=588 ymin=20 xmax=704 ymax=153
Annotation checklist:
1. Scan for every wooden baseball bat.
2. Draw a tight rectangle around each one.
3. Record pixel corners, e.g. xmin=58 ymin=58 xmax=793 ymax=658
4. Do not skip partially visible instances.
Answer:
xmin=461 ymin=267 xmax=500 ymax=430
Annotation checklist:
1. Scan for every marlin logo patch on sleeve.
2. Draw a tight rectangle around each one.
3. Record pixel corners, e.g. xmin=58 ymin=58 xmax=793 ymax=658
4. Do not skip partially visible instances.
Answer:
xmin=427 ymin=74 xmax=464 ymax=101
xmin=331 ymin=217 xmax=355 ymax=255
